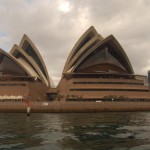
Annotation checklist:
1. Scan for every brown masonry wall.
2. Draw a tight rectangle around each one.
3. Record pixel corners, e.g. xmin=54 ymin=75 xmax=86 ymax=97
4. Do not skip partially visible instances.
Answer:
xmin=1 ymin=101 xmax=150 ymax=112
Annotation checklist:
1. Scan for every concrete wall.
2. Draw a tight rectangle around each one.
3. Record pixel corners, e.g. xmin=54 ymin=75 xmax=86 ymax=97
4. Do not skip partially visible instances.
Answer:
xmin=56 ymin=77 xmax=150 ymax=101
xmin=0 ymin=80 xmax=48 ymax=101
xmin=1 ymin=101 xmax=150 ymax=112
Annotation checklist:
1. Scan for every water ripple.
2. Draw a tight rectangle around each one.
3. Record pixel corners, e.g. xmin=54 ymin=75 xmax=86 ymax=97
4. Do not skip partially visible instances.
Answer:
xmin=0 ymin=112 xmax=150 ymax=149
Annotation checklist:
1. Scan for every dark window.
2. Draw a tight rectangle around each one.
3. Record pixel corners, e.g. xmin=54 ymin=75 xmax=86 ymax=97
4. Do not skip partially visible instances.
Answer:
xmin=13 ymin=50 xmax=40 ymax=76
xmin=70 ymin=32 xmax=95 ymax=61
xmin=0 ymin=84 xmax=26 ymax=86
xmin=22 ymin=42 xmax=47 ymax=79
xmin=73 ymin=82 xmax=144 ymax=85
xmin=70 ymin=89 xmax=149 ymax=92
xmin=0 ymin=53 xmax=28 ymax=77
xmin=66 ymin=98 xmax=150 ymax=102
xmin=47 ymin=93 xmax=57 ymax=101
xmin=75 ymin=46 xmax=129 ymax=73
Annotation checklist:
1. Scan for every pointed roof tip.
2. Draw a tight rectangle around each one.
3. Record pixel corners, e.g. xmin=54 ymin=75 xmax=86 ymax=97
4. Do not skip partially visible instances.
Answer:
xmin=9 ymin=44 xmax=19 ymax=54
xmin=109 ymin=34 xmax=114 ymax=37
xmin=87 ymin=26 xmax=97 ymax=34
xmin=89 ymin=26 xmax=104 ymax=38
xmin=89 ymin=26 xmax=95 ymax=29
xmin=23 ymin=34 xmax=27 ymax=37
xmin=104 ymin=34 xmax=114 ymax=40
xmin=21 ymin=34 xmax=32 ymax=42
xmin=0 ymin=48 xmax=8 ymax=53
xmin=19 ymin=34 xmax=31 ymax=47
xmin=22 ymin=34 xmax=29 ymax=39
xmin=13 ymin=44 xmax=18 ymax=47
xmin=0 ymin=48 xmax=13 ymax=57
xmin=0 ymin=48 xmax=4 ymax=52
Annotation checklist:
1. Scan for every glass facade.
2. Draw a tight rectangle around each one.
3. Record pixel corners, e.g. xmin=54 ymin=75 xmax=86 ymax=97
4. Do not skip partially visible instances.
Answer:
xmin=22 ymin=41 xmax=47 ymax=79
xmin=75 ymin=46 xmax=129 ymax=73
xmin=13 ymin=49 xmax=40 ymax=76
xmin=0 ymin=53 xmax=28 ymax=77
xmin=70 ymin=32 xmax=95 ymax=61
xmin=70 ymin=41 xmax=99 ymax=69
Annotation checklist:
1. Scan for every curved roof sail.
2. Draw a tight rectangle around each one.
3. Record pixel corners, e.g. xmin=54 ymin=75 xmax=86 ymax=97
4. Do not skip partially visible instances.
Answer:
xmin=10 ymin=45 xmax=40 ymax=77
xmin=0 ymin=48 xmax=30 ymax=77
xmin=63 ymin=26 xmax=103 ymax=73
xmin=64 ymin=26 xmax=134 ymax=75
xmin=19 ymin=34 xmax=50 ymax=86
xmin=72 ymin=35 xmax=134 ymax=74
xmin=10 ymin=44 xmax=49 ymax=86
xmin=66 ymin=35 xmax=102 ymax=72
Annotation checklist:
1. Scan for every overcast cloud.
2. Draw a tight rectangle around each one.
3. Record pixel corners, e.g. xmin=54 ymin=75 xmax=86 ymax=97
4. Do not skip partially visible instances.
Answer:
xmin=0 ymin=0 xmax=150 ymax=86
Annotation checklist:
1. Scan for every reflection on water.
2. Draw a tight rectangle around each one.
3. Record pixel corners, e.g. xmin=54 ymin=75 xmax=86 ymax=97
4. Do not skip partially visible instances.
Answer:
xmin=1 ymin=112 xmax=150 ymax=149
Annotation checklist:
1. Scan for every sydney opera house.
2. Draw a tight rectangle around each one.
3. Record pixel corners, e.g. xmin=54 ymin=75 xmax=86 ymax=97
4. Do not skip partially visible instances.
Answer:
xmin=0 ymin=34 xmax=49 ymax=101
xmin=57 ymin=26 xmax=150 ymax=102
xmin=0 ymin=26 xmax=150 ymax=112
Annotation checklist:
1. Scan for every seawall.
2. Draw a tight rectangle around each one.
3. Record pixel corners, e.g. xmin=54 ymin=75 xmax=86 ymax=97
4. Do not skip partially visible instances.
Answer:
xmin=1 ymin=101 xmax=150 ymax=112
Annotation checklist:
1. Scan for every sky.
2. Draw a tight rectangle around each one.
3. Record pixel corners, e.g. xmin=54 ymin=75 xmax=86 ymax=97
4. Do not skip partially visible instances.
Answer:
xmin=0 ymin=0 xmax=150 ymax=86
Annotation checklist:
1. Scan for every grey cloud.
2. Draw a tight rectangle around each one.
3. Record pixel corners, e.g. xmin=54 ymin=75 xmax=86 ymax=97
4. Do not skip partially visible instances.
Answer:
xmin=0 ymin=0 xmax=150 ymax=85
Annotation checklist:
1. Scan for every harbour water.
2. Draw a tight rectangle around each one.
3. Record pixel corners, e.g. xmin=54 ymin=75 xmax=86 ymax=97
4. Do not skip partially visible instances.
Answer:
xmin=1 ymin=112 xmax=150 ymax=150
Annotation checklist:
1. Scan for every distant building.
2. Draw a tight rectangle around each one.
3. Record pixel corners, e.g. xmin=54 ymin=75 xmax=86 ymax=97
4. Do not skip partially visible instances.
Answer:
xmin=148 ymin=70 xmax=150 ymax=86
xmin=0 ymin=35 xmax=50 ymax=101
xmin=54 ymin=26 xmax=150 ymax=102
xmin=0 ymin=26 xmax=150 ymax=103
